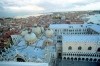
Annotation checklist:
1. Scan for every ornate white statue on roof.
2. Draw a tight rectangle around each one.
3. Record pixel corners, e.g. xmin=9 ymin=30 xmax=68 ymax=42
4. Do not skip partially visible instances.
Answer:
xmin=40 ymin=26 xmax=44 ymax=33
xmin=32 ymin=24 xmax=42 ymax=37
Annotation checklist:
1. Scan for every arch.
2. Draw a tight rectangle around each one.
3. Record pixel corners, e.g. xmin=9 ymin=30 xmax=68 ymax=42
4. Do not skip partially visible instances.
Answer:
xmin=79 ymin=54 xmax=81 ymax=56
xmin=86 ymin=58 xmax=88 ymax=61
xmin=83 ymin=54 xmax=85 ymax=56
xmin=93 ymin=58 xmax=97 ymax=62
xmin=90 ymin=58 xmax=92 ymax=62
xmin=71 ymin=57 xmax=73 ymax=61
xmin=82 ymin=58 xmax=85 ymax=61
xmin=97 ymin=47 xmax=100 ymax=52
xmin=87 ymin=54 xmax=89 ymax=56
xmin=90 ymin=54 xmax=92 ymax=56
xmin=77 ymin=54 xmax=79 ymax=56
xmin=68 ymin=46 xmax=72 ymax=50
xmin=75 ymin=54 xmax=76 ymax=56
xmin=73 ymin=54 xmax=74 ymax=56
xmin=63 ymin=57 xmax=66 ymax=60
xmin=67 ymin=57 xmax=70 ymax=60
xmin=81 ymin=54 xmax=84 ymax=56
xmin=92 ymin=54 xmax=94 ymax=56
xmin=74 ymin=58 xmax=77 ymax=61
xmin=58 ymin=53 xmax=62 ymax=57
xmin=70 ymin=54 xmax=72 ymax=56
xmin=78 ymin=58 xmax=81 ymax=61
xmin=98 ymin=59 xmax=100 ymax=62
xmin=85 ymin=54 xmax=87 ymax=56
xmin=16 ymin=57 xmax=25 ymax=62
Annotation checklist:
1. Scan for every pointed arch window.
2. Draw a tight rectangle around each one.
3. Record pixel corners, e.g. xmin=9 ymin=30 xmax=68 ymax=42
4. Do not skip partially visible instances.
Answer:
xmin=88 ymin=46 xmax=92 ymax=50
xmin=78 ymin=46 xmax=82 ymax=50
xmin=68 ymin=46 xmax=72 ymax=50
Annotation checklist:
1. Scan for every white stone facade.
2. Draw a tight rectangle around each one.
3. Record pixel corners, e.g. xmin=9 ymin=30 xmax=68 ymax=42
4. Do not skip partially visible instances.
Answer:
xmin=49 ymin=24 xmax=100 ymax=62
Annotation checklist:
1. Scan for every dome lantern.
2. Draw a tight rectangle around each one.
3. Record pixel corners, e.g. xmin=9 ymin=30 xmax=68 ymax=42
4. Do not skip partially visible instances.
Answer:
xmin=32 ymin=25 xmax=41 ymax=36
xmin=45 ymin=28 xmax=54 ymax=38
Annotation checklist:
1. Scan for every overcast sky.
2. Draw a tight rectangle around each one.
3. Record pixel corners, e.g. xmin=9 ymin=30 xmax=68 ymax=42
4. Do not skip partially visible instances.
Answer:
xmin=0 ymin=0 xmax=100 ymax=17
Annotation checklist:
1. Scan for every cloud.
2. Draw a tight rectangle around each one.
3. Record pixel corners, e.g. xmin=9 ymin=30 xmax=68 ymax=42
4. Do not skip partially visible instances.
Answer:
xmin=0 ymin=0 xmax=100 ymax=17
xmin=0 ymin=0 xmax=41 ymax=6
xmin=3 ymin=5 xmax=44 ymax=12
xmin=44 ymin=0 xmax=96 ymax=7
xmin=67 ymin=2 xmax=100 ymax=11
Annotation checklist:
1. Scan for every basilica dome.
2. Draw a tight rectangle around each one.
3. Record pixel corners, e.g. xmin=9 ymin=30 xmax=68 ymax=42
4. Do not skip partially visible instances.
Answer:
xmin=24 ymin=32 xmax=37 ymax=45
xmin=21 ymin=30 xmax=28 ymax=37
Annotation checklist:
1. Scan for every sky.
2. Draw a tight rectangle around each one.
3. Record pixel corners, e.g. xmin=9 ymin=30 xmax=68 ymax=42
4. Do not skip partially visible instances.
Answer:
xmin=0 ymin=0 xmax=100 ymax=17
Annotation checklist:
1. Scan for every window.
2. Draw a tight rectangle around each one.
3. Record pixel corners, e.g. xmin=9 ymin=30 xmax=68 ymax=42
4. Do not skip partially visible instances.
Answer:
xmin=82 ymin=58 xmax=84 ymax=60
xmin=81 ymin=25 xmax=83 ymax=27
xmin=86 ymin=58 xmax=88 ymax=61
xmin=78 ymin=46 xmax=82 ymax=50
xmin=64 ymin=29 xmax=66 ymax=31
xmin=57 ymin=35 xmax=62 ymax=39
xmin=93 ymin=58 xmax=97 ymax=62
xmin=68 ymin=46 xmax=72 ymax=50
xmin=63 ymin=53 xmax=66 ymax=56
xmin=98 ymin=59 xmax=100 ymax=62
xmin=88 ymin=46 xmax=92 ymax=50
xmin=63 ymin=57 xmax=66 ymax=60
xmin=97 ymin=47 xmax=100 ymax=52
xmin=55 ymin=29 xmax=57 ymax=32
xmin=57 ymin=40 xmax=62 ymax=43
